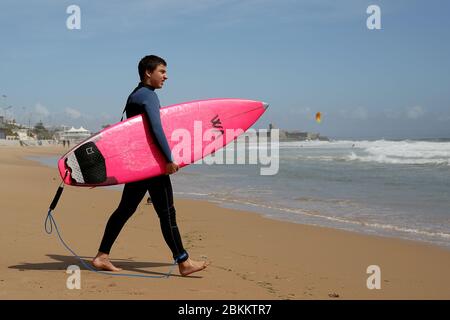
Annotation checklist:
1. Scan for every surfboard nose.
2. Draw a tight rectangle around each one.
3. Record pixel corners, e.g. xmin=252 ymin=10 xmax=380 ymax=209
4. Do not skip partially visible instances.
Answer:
xmin=262 ymin=102 xmax=269 ymax=110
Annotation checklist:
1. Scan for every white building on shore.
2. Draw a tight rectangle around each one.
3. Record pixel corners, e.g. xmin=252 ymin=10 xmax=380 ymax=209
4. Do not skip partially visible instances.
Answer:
xmin=58 ymin=126 xmax=91 ymax=144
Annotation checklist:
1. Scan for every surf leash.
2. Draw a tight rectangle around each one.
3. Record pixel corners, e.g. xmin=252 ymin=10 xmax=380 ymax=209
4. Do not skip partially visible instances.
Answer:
xmin=45 ymin=170 xmax=178 ymax=279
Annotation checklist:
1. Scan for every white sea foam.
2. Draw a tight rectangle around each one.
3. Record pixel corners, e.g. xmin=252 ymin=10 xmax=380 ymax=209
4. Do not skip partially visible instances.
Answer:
xmin=347 ymin=140 xmax=450 ymax=165
xmin=281 ymin=140 xmax=450 ymax=166
xmin=174 ymin=191 xmax=209 ymax=197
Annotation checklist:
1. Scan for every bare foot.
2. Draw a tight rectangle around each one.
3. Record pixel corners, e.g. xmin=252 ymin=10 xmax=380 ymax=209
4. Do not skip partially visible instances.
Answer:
xmin=179 ymin=258 xmax=209 ymax=277
xmin=92 ymin=252 xmax=123 ymax=272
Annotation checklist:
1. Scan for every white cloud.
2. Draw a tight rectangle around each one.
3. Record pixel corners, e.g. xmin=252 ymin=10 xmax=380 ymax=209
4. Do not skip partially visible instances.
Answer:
xmin=290 ymin=106 xmax=313 ymax=116
xmin=340 ymin=107 xmax=368 ymax=120
xmin=65 ymin=107 xmax=81 ymax=119
xmin=383 ymin=108 xmax=401 ymax=120
xmin=34 ymin=103 xmax=49 ymax=118
xmin=437 ymin=114 xmax=450 ymax=122
xmin=100 ymin=113 xmax=115 ymax=120
xmin=353 ymin=107 xmax=368 ymax=120
xmin=406 ymin=106 xmax=425 ymax=119
xmin=383 ymin=106 xmax=427 ymax=120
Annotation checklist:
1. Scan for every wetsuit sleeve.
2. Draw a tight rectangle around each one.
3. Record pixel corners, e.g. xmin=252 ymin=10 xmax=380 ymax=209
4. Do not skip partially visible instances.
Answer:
xmin=141 ymin=92 xmax=174 ymax=163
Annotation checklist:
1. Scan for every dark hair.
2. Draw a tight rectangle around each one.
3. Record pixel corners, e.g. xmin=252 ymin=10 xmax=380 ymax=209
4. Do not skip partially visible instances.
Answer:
xmin=138 ymin=55 xmax=167 ymax=81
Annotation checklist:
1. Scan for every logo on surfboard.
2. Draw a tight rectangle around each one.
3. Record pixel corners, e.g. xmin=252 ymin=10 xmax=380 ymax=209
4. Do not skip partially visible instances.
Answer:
xmin=211 ymin=114 xmax=224 ymax=135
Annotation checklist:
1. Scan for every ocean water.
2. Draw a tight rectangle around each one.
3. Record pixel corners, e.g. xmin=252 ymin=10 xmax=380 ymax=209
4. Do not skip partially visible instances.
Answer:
xmin=31 ymin=139 xmax=450 ymax=249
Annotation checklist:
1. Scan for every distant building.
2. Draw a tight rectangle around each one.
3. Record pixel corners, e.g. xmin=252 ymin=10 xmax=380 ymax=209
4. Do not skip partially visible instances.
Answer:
xmin=268 ymin=123 xmax=329 ymax=141
xmin=59 ymin=126 xmax=91 ymax=143
xmin=14 ymin=129 xmax=31 ymax=141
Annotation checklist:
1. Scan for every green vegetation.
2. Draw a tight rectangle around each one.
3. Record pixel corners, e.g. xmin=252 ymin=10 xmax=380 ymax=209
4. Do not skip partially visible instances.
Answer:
xmin=33 ymin=121 xmax=53 ymax=140
xmin=0 ymin=122 xmax=19 ymax=138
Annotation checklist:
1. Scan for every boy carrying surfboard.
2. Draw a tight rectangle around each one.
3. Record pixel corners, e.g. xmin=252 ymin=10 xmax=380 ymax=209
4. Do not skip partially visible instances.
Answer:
xmin=92 ymin=55 xmax=208 ymax=276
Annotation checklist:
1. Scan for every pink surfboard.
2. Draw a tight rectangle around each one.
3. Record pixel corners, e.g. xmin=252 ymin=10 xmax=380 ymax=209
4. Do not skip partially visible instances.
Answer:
xmin=58 ymin=98 xmax=268 ymax=186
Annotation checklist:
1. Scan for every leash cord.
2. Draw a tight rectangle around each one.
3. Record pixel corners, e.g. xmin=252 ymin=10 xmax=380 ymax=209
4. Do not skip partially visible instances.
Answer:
xmin=45 ymin=171 xmax=177 ymax=279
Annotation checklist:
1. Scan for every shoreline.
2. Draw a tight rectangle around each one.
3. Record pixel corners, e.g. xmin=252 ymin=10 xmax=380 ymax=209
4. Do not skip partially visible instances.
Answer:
xmin=1 ymin=146 xmax=450 ymax=299
xmin=24 ymin=151 xmax=450 ymax=252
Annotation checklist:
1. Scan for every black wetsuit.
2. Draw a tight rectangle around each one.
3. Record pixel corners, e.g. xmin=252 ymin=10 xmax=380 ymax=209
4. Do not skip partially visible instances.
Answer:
xmin=98 ymin=83 xmax=188 ymax=263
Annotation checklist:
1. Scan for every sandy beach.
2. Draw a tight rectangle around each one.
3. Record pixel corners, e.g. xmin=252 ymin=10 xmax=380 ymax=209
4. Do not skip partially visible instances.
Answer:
xmin=0 ymin=146 xmax=449 ymax=300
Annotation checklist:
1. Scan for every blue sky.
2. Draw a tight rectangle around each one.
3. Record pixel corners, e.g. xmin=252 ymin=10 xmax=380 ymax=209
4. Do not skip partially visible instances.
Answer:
xmin=1 ymin=0 xmax=449 ymax=139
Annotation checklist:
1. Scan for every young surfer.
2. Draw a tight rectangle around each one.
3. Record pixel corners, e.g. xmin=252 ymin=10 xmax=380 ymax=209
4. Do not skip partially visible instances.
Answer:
xmin=92 ymin=55 xmax=208 ymax=276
